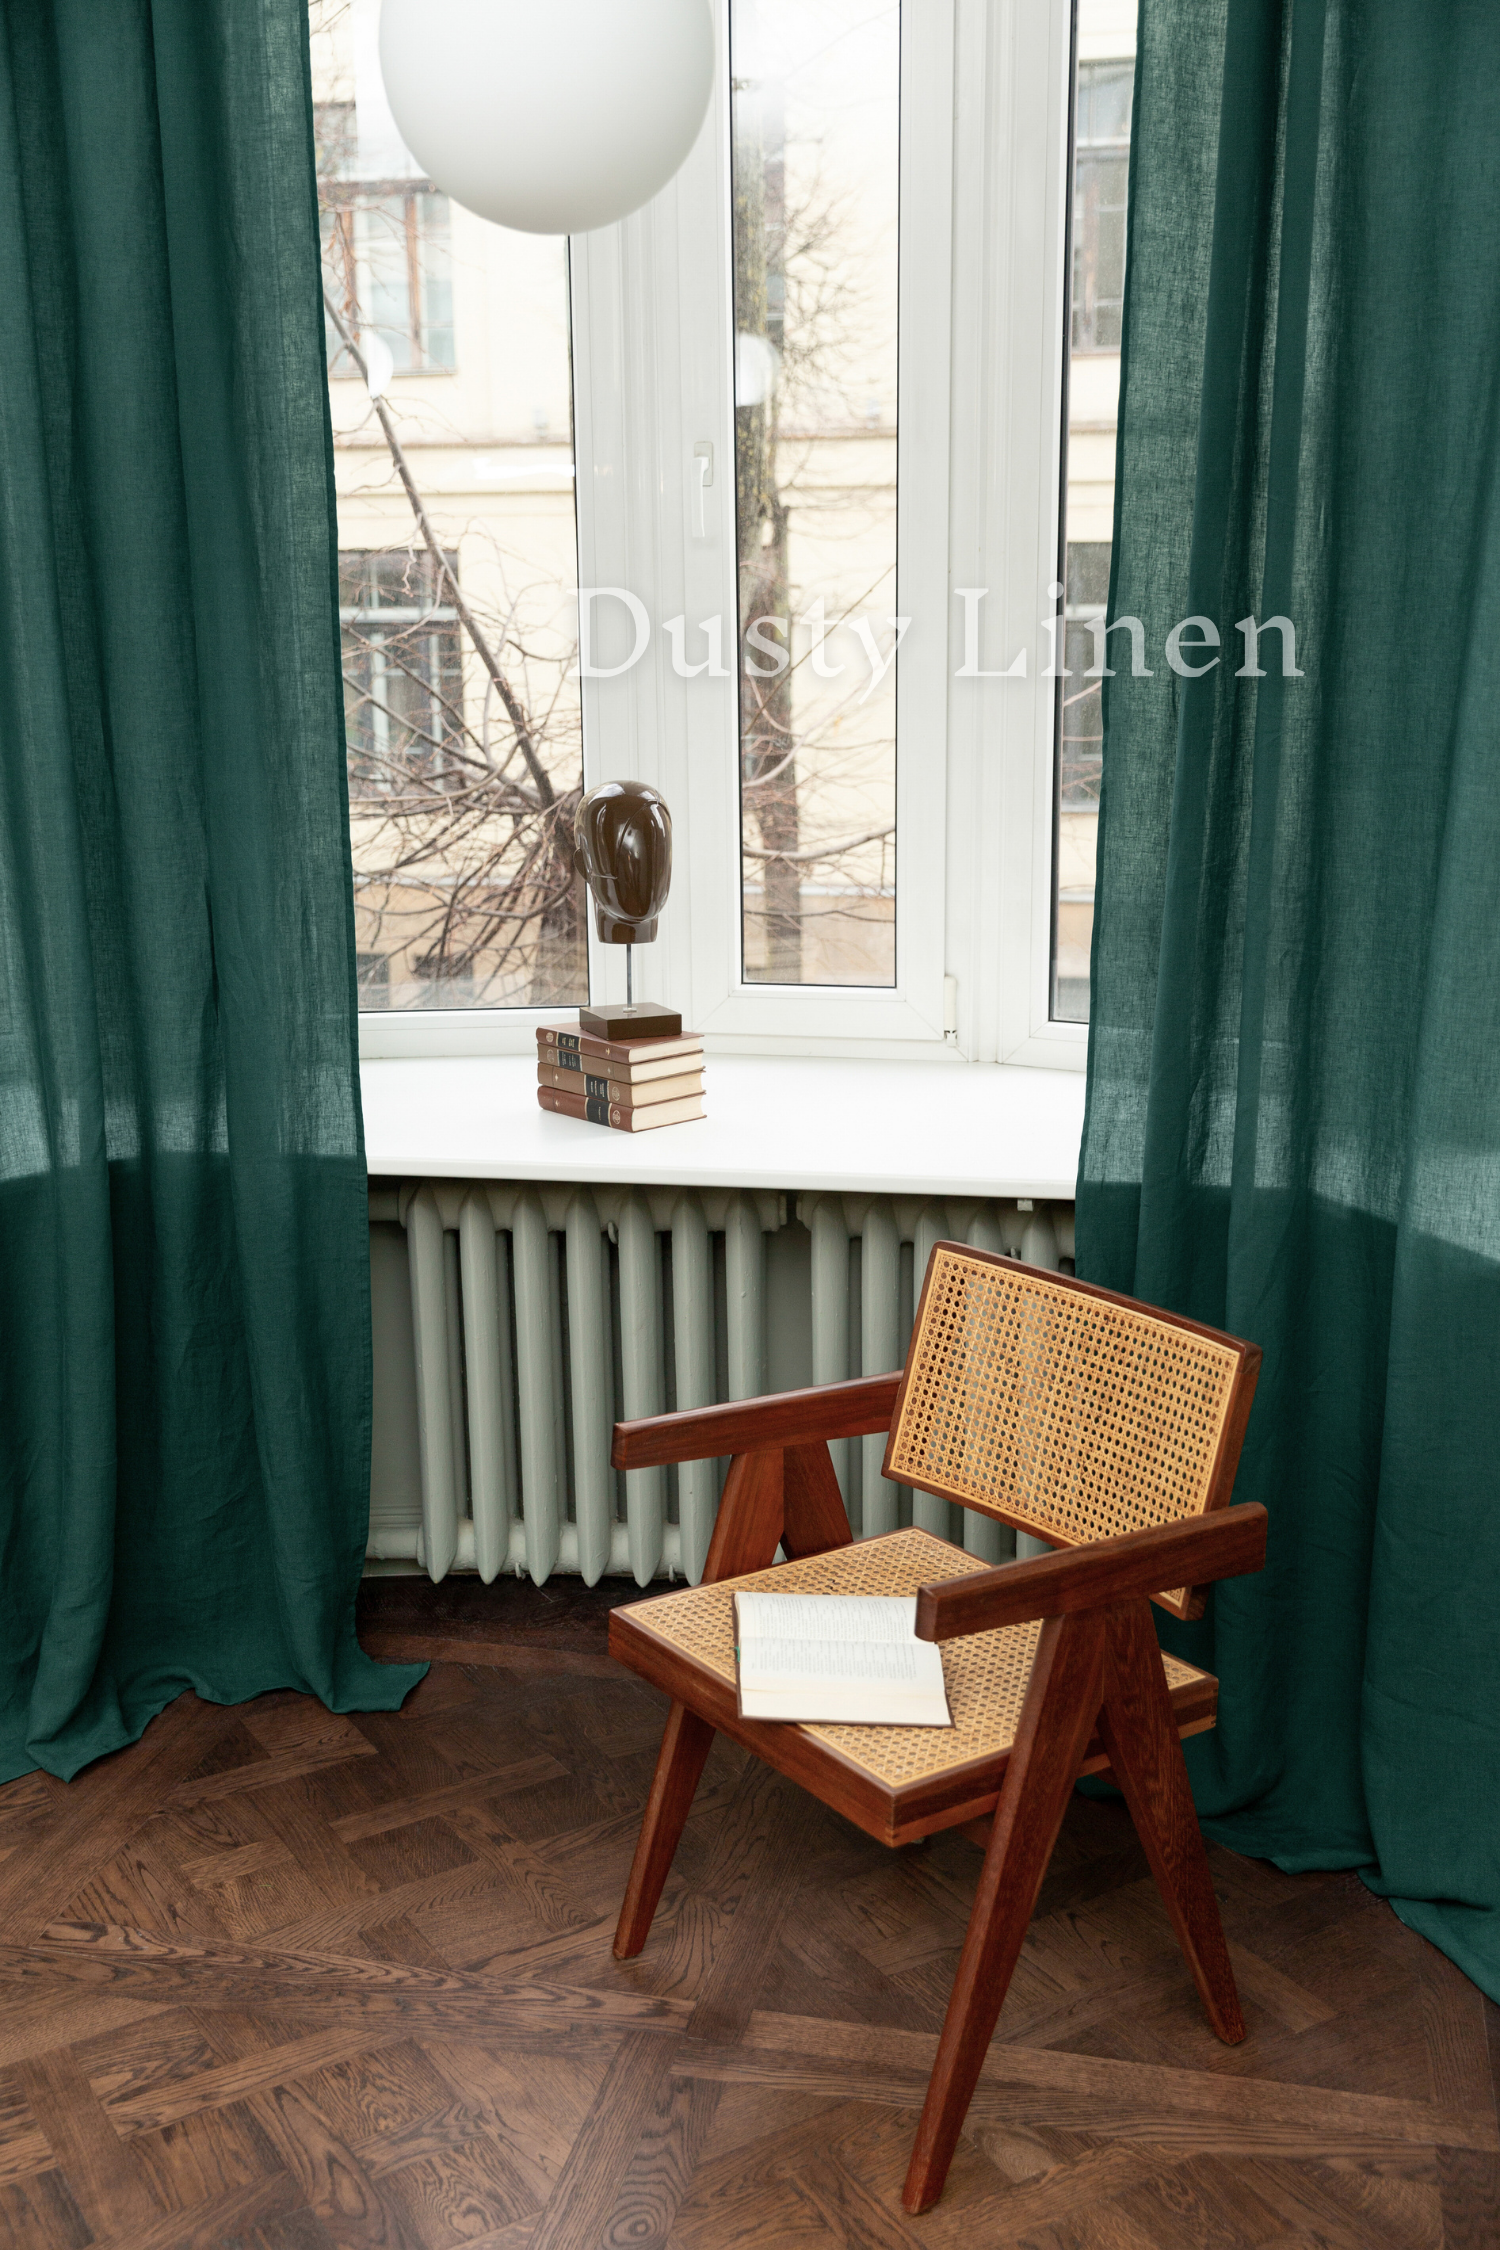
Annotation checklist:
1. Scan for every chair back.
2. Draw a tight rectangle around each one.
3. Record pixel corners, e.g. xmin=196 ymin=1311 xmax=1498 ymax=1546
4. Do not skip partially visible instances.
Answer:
xmin=884 ymin=1246 xmax=1261 ymax=1619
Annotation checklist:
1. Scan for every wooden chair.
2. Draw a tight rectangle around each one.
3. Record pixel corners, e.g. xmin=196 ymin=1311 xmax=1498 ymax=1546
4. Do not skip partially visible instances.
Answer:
xmin=607 ymin=1245 xmax=1265 ymax=2214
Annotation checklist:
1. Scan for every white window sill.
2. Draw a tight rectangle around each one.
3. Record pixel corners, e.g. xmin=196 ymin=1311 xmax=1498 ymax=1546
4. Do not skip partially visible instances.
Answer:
xmin=361 ymin=1053 xmax=1084 ymax=1201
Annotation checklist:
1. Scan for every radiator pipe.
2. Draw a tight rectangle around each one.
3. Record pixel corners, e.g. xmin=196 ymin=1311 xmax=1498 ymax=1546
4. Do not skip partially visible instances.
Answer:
xmin=809 ymin=1196 xmax=852 ymax=1524
xmin=512 ymin=1191 xmax=561 ymax=1582
xmin=459 ymin=1191 xmax=510 ymax=1583
xmin=723 ymin=1191 xmax=764 ymax=1402
xmin=671 ymin=1193 xmax=717 ymax=1583
xmin=565 ymin=1190 xmax=614 ymax=1584
xmin=618 ymin=1192 xmax=666 ymax=1584
xmin=860 ymin=1199 xmax=902 ymax=1538
xmin=406 ymin=1185 xmax=460 ymax=1581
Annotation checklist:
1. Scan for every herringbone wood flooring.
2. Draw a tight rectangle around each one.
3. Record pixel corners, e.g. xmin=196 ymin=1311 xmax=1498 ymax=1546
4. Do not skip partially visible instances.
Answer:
xmin=0 ymin=1575 xmax=1494 ymax=2249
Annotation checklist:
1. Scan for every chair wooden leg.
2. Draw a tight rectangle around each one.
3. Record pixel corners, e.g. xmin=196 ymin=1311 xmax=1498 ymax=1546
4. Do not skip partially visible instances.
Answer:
xmin=781 ymin=1440 xmax=854 ymax=1559
xmin=615 ymin=1448 xmax=791 ymax=1963
xmin=902 ymin=1612 xmax=1108 ymax=2215
xmin=1097 ymin=1599 xmax=1245 ymax=2043
xmin=613 ymin=1699 xmax=716 ymax=1959
xmin=698 ymin=1446 xmax=785 ymax=1579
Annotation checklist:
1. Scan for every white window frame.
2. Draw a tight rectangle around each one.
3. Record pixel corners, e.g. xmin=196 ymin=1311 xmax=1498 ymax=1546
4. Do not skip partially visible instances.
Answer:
xmin=358 ymin=0 xmax=1087 ymax=1072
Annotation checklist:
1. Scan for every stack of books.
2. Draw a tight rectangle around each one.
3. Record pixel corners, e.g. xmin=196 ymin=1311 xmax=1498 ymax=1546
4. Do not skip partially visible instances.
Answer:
xmin=536 ymin=1022 xmax=706 ymax=1132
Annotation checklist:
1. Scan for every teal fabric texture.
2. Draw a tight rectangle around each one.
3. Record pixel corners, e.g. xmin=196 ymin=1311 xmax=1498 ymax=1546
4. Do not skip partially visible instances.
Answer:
xmin=0 ymin=0 xmax=424 ymax=1783
xmin=1077 ymin=0 xmax=1500 ymax=1996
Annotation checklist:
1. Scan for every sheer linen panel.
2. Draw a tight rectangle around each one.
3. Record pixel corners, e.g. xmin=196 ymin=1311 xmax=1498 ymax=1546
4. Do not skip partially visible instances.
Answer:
xmin=1077 ymin=0 xmax=1500 ymax=1997
xmin=0 ymin=0 xmax=422 ymax=1783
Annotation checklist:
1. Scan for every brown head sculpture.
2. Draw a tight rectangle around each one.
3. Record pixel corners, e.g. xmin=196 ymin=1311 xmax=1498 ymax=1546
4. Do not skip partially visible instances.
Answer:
xmin=574 ymin=780 xmax=672 ymax=945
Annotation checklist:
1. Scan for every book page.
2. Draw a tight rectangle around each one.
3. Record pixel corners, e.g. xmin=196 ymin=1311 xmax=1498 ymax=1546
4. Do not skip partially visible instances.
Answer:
xmin=734 ymin=1593 xmax=919 ymax=1646
xmin=744 ymin=1637 xmax=928 ymax=1683
xmin=734 ymin=1591 xmax=952 ymax=1724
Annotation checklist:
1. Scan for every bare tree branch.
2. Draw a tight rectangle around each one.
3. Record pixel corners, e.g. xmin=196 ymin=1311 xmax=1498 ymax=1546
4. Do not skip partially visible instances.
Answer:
xmin=742 ymin=823 xmax=895 ymax=864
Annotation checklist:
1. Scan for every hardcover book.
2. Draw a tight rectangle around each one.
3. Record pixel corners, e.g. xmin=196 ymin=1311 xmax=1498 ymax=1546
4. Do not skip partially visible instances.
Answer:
xmin=732 ymin=1593 xmax=952 ymax=1726
xmin=537 ymin=1086 xmax=706 ymax=1132
xmin=537 ymin=1023 xmax=704 ymax=1069
xmin=537 ymin=1045 xmax=703 ymax=1087
xmin=536 ymin=1063 xmax=703 ymax=1107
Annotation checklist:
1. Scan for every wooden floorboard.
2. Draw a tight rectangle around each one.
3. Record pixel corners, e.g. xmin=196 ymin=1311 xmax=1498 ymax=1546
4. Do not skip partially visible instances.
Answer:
xmin=0 ymin=1581 xmax=1494 ymax=2247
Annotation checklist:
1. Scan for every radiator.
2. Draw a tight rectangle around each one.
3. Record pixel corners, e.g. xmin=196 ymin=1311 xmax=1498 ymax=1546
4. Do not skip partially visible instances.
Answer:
xmin=366 ymin=1180 xmax=1076 ymax=1587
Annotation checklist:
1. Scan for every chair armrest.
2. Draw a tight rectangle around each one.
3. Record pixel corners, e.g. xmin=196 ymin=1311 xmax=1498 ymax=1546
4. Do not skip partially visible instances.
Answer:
xmin=914 ymin=1504 xmax=1268 ymax=1641
xmin=612 ymin=1371 xmax=901 ymax=1471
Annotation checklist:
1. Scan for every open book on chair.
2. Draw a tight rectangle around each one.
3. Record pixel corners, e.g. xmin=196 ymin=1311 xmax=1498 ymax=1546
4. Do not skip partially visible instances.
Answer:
xmin=733 ymin=1592 xmax=953 ymax=1726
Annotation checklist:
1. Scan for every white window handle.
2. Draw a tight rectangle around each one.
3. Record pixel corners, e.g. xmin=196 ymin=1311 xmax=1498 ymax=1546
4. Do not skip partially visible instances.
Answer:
xmin=692 ymin=440 xmax=714 ymax=540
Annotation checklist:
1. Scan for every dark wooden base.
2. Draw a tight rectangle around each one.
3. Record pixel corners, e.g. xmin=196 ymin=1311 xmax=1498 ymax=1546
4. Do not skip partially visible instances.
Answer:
xmin=577 ymin=1002 xmax=683 ymax=1040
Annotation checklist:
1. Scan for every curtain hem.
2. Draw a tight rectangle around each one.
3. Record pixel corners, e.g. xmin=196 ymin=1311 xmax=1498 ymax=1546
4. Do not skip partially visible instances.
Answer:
xmin=0 ymin=1650 xmax=427 ymax=1788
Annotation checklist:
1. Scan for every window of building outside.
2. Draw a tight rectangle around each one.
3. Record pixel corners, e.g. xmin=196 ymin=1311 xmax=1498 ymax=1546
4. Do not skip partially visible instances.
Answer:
xmin=322 ymin=192 xmax=457 ymax=376
xmin=340 ymin=549 xmax=465 ymax=1008
xmin=730 ymin=0 xmax=901 ymax=988
xmin=310 ymin=4 xmax=587 ymax=1014
xmin=316 ymin=99 xmax=457 ymax=375
xmin=1053 ymin=13 xmax=1134 ymax=1024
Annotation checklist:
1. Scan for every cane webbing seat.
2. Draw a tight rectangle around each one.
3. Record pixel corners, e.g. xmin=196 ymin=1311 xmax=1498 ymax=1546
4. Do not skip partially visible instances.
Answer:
xmin=886 ymin=1247 xmax=1246 ymax=1618
xmin=615 ymin=1527 xmax=1215 ymax=1825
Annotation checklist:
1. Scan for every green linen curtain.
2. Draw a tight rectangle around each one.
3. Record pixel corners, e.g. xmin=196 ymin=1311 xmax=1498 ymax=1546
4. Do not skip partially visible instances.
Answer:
xmin=0 ymin=0 xmax=423 ymax=1784
xmin=1077 ymin=0 xmax=1500 ymax=1996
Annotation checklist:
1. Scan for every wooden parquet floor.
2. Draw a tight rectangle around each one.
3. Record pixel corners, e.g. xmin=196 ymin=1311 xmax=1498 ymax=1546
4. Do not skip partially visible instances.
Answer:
xmin=0 ymin=1574 xmax=1495 ymax=2250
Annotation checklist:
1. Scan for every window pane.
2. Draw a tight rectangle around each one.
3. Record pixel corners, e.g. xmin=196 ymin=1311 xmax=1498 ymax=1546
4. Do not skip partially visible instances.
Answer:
xmin=417 ymin=195 xmax=456 ymax=370
xmin=339 ymin=548 xmax=464 ymax=791
xmin=1072 ymin=149 xmax=1128 ymax=353
xmin=310 ymin=3 xmax=586 ymax=1012
xmin=1053 ymin=15 xmax=1134 ymax=1024
xmin=730 ymin=0 xmax=901 ymax=987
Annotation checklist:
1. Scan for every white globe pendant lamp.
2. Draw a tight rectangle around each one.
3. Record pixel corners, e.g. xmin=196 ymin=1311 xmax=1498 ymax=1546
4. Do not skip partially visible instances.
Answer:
xmin=378 ymin=0 xmax=715 ymax=237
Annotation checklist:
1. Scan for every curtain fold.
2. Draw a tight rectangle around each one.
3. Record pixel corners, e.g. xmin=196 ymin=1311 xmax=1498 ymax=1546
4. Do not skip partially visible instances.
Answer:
xmin=1077 ymin=0 xmax=1500 ymax=1997
xmin=0 ymin=0 xmax=423 ymax=1785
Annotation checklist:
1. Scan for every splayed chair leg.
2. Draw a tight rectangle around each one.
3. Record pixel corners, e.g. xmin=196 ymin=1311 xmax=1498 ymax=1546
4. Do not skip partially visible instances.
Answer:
xmin=1097 ymin=1598 xmax=1245 ymax=2042
xmin=613 ymin=1699 xmax=716 ymax=1960
xmin=902 ymin=1612 xmax=1108 ymax=2215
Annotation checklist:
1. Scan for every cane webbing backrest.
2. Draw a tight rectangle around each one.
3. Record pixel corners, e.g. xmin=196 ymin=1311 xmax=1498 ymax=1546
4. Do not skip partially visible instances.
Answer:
xmin=627 ymin=1528 xmax=1211 ymax=1795
xmin=885 ymin=1247 xmax=1245 ymax=1619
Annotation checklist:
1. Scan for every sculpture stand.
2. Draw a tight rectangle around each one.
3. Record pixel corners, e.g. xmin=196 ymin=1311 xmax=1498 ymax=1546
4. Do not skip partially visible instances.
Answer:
xmin=578 ymin=1001 xmax=684 ymax=1041
xmin=579 ymin=953 xmax=684 ymax=1043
